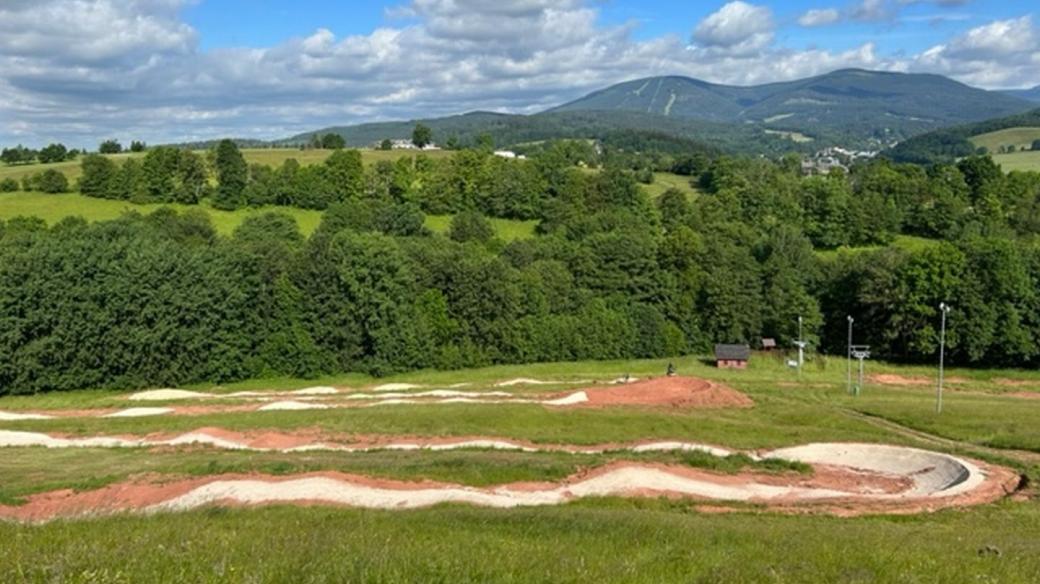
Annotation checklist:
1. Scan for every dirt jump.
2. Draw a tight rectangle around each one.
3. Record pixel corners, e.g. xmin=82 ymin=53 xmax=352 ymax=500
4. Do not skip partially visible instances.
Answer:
xmin=0 ymin=377 xmax=753 ymax=420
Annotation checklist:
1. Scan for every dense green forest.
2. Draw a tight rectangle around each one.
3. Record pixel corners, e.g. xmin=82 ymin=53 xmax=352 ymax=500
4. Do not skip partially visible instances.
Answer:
xmin=1 ymin=139 xmax=1039 ymax=394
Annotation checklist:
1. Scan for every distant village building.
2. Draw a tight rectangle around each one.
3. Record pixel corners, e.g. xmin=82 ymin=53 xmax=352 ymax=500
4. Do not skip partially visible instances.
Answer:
xmin=493 ymin=150 xmax=527 ymax=160
xmin=387 ymin=139 xmax=440 ymax=151
xmin=714 ymin=344 xmax=751 ymax=369
xmin=800 ymin=146 xmax=879 ymax=176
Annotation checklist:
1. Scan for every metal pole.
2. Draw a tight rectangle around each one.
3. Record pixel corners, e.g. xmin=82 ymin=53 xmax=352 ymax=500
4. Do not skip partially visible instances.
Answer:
xmin=847 ymin=316 xmax=854 ymax=395
xmin=937 ymin=303 xmax=949 ymax=414
xmin=797 ymin=316 xmax=804 ymax=380
xmin=858 ymin=355 xmax=865 ymax=397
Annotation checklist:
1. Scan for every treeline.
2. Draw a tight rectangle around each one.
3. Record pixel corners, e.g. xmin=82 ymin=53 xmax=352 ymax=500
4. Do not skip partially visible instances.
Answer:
xmin=2 ymin=142 xmax=1039 ymax=393
xmin=1 ymin=144 xmax=78 ymax=166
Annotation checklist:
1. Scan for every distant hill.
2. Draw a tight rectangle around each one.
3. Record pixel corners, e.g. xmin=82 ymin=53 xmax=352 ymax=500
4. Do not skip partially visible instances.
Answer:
xmin=1002 ymin=86 xmax=1040 ymax=102
xmin=551 ymin=69 xmax=1035 ymax=147
xmin=271 ymin=69 xmax=1036 ymax=157
xmin=884 ymin=108 xmax=1040 ymax=164
xmin=281 ymin=110 xmax=808 ymax=156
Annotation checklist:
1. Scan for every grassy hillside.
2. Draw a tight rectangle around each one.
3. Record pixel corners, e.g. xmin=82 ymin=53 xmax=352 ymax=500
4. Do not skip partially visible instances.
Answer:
xmin=424 ymin=214 xmax=538 ymax=241
xmin=886 ymin=108 xmax=1040 ymax=164
xmin=992 ymin=150 xmax=1040 ymax=172
xmin=0 ymin=192 xmax=539 ymax=241
xmin=814 ymin=234 xmax=941 ymax=260
xmin=0 ymin=148 xmax=453 ymax=184
xmin=642 ymin=172 xmax=701 ymax=199
xmin=971 ymin=127 xmax=1040 ymax=153
xmin=0 ymin=192 xmax=324 ymax=236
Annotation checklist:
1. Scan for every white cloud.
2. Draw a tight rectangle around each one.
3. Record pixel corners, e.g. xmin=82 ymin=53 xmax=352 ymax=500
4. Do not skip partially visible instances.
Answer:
xmin=851 ymin=0 xmax=895 ymax=22
xmin=913 ymin=16 xmax=1040 ymax=87
xmin=0 ymin=0 xmax=1036 ymax=146
xmin=798 ymin=8 xmax=841 ymax=27
xmin=693 ymin=2 xmax=775 ymax=53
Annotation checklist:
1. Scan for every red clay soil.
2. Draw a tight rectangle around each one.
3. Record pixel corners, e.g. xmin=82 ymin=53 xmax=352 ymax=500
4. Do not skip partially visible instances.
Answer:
xmin=870 ymin=374 xmax=969 ymax=387
xmin=996 ymin=378 xmax=1040 ymax=388
xmin=1006 ymin=392 xmax=1040 ymax=400
xmin=0 ymin=457 xmax=1018 ymax=522
xmin=568 ymin=376 xmax=754 ymax=409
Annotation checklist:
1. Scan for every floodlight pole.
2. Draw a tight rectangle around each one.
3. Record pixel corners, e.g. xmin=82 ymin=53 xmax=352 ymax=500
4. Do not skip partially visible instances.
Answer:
xmin=846 ymin=316 xmax=854 ymax=395
xmin=937 ymin=303 xmax=951 ymax=414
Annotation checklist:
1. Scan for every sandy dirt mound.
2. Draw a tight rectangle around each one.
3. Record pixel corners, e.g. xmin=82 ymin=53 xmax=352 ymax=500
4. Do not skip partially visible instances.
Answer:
xmin=569 ymin=377 xmax=753 ymax=409
xmin=0 ymin=447 xmax=1017 ymax=522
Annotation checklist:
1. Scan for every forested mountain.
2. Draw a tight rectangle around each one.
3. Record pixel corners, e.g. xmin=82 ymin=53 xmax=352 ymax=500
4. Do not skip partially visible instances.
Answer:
xmin=552 ymin=69 xmax=1034 ymax=145
xmin=283 ymin=69 xmax=1034 ymax=154
xmin=885 ymin=108 xmax=1040 ymax=164
xmin=1003 ymin=86 xmax=1040 ymax=102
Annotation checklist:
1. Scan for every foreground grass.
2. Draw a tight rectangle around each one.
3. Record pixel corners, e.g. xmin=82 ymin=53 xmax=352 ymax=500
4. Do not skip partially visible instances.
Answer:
xmin=2 ymin=502 xmax=1040 ymax=583
xmin=2 ymin=355 xmax=1040 ymax=581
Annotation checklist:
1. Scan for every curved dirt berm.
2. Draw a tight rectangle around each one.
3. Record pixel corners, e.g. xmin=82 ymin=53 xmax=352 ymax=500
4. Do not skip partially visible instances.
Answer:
xmin=764 ymin=443 xmax=1020 ymax=515
xmin=565 ymin=376 xmax=753 ymax=409
xmin=0 ymin=442 xmax=1017 ymax=522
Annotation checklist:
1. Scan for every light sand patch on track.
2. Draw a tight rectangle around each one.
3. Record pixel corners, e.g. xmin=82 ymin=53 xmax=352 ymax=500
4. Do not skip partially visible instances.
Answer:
xmin=104 ymin=408 xmax=173 ymax=418
xmin=290 ymin=386 xmax=339 ymax=396
xmin=543 ymin=391 xmax=589 ymax=406
xmin=371 ymin=383 xmax=423 ymax=392
xmin=128 ymin=389 xmax=214 ymax=401
xmin=0 ymin=447 xmax=1018 ymax=522
xmin=0 ymin=411 xmax=52 ymax=421
xmin=495 ymin=378 xmax=561 ymax=387
xmin=257 ymin=401 xmax=329 ymax=412
xmin=0 ymin=429 xmax=734 ymax=457
xmin=346 ymin=390 xmax=513 ymax=400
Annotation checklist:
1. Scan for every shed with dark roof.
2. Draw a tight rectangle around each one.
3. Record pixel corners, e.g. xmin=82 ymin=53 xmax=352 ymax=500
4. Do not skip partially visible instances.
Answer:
xmin=714 ymin=344 xmax=751 ymax=369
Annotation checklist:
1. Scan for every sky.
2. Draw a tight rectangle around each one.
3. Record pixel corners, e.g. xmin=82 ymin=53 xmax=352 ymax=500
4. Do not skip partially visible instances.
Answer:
xmin=1 ymin=0 xmax=1038 ymax=147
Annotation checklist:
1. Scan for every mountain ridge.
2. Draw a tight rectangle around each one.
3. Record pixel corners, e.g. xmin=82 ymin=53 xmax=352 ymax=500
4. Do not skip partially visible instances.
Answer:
xmin=261 ymin=69 xmax=1036 ymax=155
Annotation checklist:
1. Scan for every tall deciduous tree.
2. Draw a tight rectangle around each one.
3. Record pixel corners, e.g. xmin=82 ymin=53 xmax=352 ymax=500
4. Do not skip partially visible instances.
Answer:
xmin=213 ymin=139 xmax=248 ymax=210
xmin=412 ymin=123 xmax=433 ymax=149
